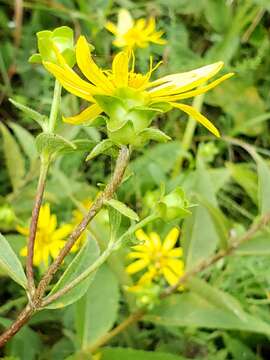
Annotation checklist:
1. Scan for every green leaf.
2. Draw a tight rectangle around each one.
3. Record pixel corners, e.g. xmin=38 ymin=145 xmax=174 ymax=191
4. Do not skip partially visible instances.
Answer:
xmin=138 ymin=128 xmax=171 ymax=145
xmin=28 ymin=53 xmax=42 ymax=64
xmin=0 ymin=122 xmax=26 ymax=191
xmin=36 ymin=132 xmax=76 ymax=157
xmin=94 ymin=95 xmax=126 ymax=126
xmin=108 ymin=205 xmax=122 ymax=242
xmin=100 ymin=347 xmax=186 ymax=360
xmin=182 ymin=160 xmax=219 ymax=269
xmin=44 ymin=235 xmax=100 ymax=309
xmin=226 ymin=162 xmax=258 ymax=205
xmin=187 ymin=277 xmax=248 ymax=321
xmin=75 ymin=265 xmax=119 ymax=348
xmin=9 ymin=98 xmax=46 ymax=128
xmin=86 ymin=139 xmax=115 ymax=161
xmin=254 ymin=153 xmax=270 ymax=215
xmin=8 ymin=122 xmax=38 ymax=163
xmin=148 ymin=292 xmax=270 ymax=335
xmin=0 ymin=233 xmax=27 ymax=289
xmin=236 ymin=232 xmax=270 ymax=255
xmin=105 ymin=199 xmax=139 ymax=221
xmin=196 ymin=194 xmax=230 ymax=249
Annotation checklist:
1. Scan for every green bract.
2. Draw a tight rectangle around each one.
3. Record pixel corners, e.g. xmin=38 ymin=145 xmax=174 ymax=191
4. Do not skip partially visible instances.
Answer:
xmin=29 ymin=26 xmax=76 ymax=66
xmin=94 ymin=89 xmax=171 ymax=147
xmin=157 ymin=188 xmax=192 ymax=221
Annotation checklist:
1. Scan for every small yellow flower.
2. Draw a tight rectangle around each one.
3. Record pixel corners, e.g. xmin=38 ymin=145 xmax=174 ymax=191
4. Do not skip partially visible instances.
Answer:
xmin=70 ymin=200 xmax=91 ymax=252
xmin=126 ymin=227 xmax=184 ymax=288
xmin=105 ymin=9 xmax=166 ymax=49
xmin=43 ymin=35 xmax=233 ymax=137
xmin=17 ymin=204 xmax=72 ymax=267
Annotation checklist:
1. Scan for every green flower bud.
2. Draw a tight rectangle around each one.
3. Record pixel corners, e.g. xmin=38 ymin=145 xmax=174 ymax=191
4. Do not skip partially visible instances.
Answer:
xmin=157 ymin=187 xmax=192 ymax=221
xmin=29 ymin=26 xmax=76 ymax=67
xmin=0 ymin=205 xmax=16 ymax=231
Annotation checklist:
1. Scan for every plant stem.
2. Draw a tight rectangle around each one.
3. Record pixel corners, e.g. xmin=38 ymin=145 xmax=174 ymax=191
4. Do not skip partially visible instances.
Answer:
xmin=86 ymin=213 xmax=270 ymax=353
xmin=26 ymin=158 xmax=50 ymax=295
xmin=42 ymin=213 xmax=157 ymax=307
xmin=48 ymin=80 xmax=61 ymax=133
xmin=35 ymin=146 xmax=130 ymax=300
xmin=0 ymin=146 xmax=130 ymax=347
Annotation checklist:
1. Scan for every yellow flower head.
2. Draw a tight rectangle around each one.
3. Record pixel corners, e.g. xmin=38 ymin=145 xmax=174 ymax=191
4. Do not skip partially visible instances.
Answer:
xmin=17 ymin=203 xmax=72 ymax=267
xmin=105 ymin=9 xmax=166 ymax=49
xmin=43 ymin=35 xmax=234 ymax=138
xmin=126 ymin=227 xmax=184 ymax=288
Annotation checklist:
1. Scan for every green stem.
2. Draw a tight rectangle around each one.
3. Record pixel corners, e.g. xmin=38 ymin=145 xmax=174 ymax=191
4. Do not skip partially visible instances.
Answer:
xmin=48 ymin=80 xmax=62 ymax=133
xmin=42 ymin=213 xmax=157 ymax=307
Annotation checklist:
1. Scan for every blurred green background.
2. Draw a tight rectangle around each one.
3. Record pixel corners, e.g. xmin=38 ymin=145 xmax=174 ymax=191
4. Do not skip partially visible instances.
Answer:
xmin=1 ymin=0 xmax=270 ymax=359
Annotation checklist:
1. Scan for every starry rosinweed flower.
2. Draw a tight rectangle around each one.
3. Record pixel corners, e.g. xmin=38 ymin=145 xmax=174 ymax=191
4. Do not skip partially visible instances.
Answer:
xmin=126 ymin=227 xmax=184 ymax=290
xmin=105 ymin=8 xmax=166 ymax=49
xmin=42 ymin=35 xmax=234 ymax=146
xmin=17 ymin=204 xmax=72 ymax=267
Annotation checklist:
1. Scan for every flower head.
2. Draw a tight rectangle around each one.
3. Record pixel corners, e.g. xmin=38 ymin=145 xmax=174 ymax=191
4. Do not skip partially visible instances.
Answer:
xmin=17 ymin=203 xmax=72 ymax=266
xmin=126 ymin=227 xmax=184 ymax=288
xmin=43 ymin=35 xmax=234 ymax=144
xmin=105 ymin=9 xmax=166 ymax=49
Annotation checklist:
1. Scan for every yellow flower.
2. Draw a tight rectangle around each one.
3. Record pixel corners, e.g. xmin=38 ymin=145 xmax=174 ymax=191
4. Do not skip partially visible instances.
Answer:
xmin=105 ymin=8 xmax=166 ymax=49
xmin=43 ymin=36 xmax=233 ymax=137
xmin=126 ymin=227 xmax=184 ymax=288
xmin=17 ymin=203 xmax=72 ymax=267
xmin=70 ymin=200 xmax=91 ymax=252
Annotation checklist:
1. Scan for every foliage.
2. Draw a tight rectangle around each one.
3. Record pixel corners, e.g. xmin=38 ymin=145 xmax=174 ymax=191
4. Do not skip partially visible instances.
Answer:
xmin=1 ymin=0 xmax=270 ymax=359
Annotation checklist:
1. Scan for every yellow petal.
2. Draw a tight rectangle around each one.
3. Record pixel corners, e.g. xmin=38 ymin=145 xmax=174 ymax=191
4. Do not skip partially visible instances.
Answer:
xmin=112 ymin=51 xmax=130 ymax=87
xmin=135 ymin=229 xmax=150 ymax=243
xmin=39 ymin=203 xmax=51 ymax=228
xmin=20 ymin=246 xmax=27 ymax=257
xmin=126 ymin=258 xmax=150 ymax=274
xmin=172 ymin=102 xmax=220 ymax=137
xmin=50 ymin=240 xmax=66 ymax=259
xmin=162 ymin=227 xmax=180 ymax=252
xmin=52 ymin=224 xmax=72 ymax=242
xmin=137 ymin=266 xmax=157 ymax=284
xmin=105 ymin=21 xmax=118 ymax=35
xmin=162 ymin=266 xmax=180 ymax=286
xmin=131 ymin=244 xmax=149 ymax=252
xmin=149 ymin=232 xmax=161 ymax=250
xmin=63 ymin=104 xmax=102 ymax=125
xmin=167 ymin=258 xmax=184 ymax=274
xmin=33 ymin=248 xmax=42 ymax=266
xmin=167 ymin=247 xmax=183 ymax=258
xmin=127 ymin=251 xmax=148 ymax=259
xmin=148 ymin=61 xmax=224 ymax=96
xmin=43 ymin=61 xmax=96 ymax=102
xmin=117 ymin=9 xmax=134 ymax=35
xmin=48 ymin=214 xmax=57 ymax=233
xmin=76 ymin=36 xmax=114 ymax=93
xmin=16 ymin=225 xmax=29 ymax=236
xmin=153 ymin=73 xmax=234 ymax=102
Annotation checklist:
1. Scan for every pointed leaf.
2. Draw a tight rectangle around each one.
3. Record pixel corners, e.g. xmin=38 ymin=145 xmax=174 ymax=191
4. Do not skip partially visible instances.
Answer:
xmin=36 ymin=132 xmax=76 ymax=156
xmin=86 ymin=139 xmax=115 ymax=161
xmin=0 ymin=122 xmax=26 ymax=190
xmin=44 ymin=235 xmax=100 ymax=309
xmin=9 ymin=98 xmax=46 ymax=128
xmin=105 ymin=199 xmax=139 ymax=221
xmin=0 ymin=233 xmax=27 ymax=289
xmin=75 ymin=265 xmax=119 ymax=348
xmin=9 ymin=122 xmax=38 ymax=163
xmin=138 ymin=128 xmax=171 ymax=144
xmin=254 ymin=153 xmax=270 ymax=215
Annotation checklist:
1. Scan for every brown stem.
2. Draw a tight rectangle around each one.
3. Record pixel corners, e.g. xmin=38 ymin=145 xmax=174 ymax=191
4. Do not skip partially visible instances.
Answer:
xmin=35 ymin=146 xmax=130 ymax=299
xmin=87 ymin=213 xmax=270 ymax=352
xmin=0 ymin=146 xmax=129 ymax=347
xmin=26 ymin=161 xmax=50 ymax=295
xmin=0 ymin=305 xmax=34 ymax=347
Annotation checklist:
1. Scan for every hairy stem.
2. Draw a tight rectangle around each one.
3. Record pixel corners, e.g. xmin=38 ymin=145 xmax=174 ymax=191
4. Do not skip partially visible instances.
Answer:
xmin=35 ymin=146 xmax=130 ymax=299
xmin=26 ymin=158 xmax=50 ymax=295
xmin=0 ymin=146 xmax=130 ymax=347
